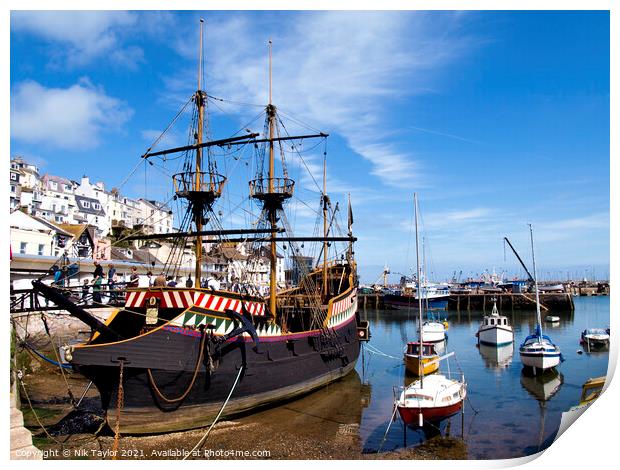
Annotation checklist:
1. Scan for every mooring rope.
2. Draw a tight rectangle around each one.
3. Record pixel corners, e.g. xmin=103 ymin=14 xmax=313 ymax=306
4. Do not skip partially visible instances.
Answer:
xmin=182 ymin=364 xmax=245 ymax=460
xmin=147 ymin=329 xmax=207 ymax=404
xmin=364 ymin=343 xmax=401 ymax=360
xmin=16 ymin=371 xmax=68 ymax=446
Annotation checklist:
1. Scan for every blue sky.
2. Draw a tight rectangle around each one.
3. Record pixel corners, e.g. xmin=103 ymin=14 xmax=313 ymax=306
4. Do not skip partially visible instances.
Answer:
xmin=9 ymin=11 xmax=610 ymax=283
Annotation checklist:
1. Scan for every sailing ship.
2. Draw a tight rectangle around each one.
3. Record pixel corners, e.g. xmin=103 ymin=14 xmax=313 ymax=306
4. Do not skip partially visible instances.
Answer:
xmin=395 ymin=194 xmax=466 ymax=427
xmin=519 ymin=225 xmax=562 ymax=373
xmin=476 ymin=298 xmax=514 ymax=346
xmin=32 ymin=24 xmax=369 ymax=434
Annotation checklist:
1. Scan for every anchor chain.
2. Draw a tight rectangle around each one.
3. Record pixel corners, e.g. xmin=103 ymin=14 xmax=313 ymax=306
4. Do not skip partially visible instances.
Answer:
xmin=112 ymin=361 xmax=124 ymax=459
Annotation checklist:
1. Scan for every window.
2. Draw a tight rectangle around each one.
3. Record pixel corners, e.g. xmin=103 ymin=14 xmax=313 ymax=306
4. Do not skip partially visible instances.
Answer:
xmin=82 ymin=201 xmax=90 ymax=209
xmin=64 ymin=185 xmax=71 ymax=191
xmin=10 ymin=173 xmax=17 ymax=181
xmin=50 ymin=181 xmax=58 ymax=190
xmin=10 ymin=185 xmax=15 ymax=193
xmin=20 ymin=242 xmax=27 ymax=254
xmin=93 ymin=203 xmax=100 ymax=210
xmin=38 ymin=244 xmax=44 ymax=256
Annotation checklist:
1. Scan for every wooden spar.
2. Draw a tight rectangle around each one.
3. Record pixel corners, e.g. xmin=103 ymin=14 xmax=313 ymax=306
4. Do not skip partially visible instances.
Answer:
xmin=268 ymin=39 xmax=277 ymax=319
xmin=347 ymin=193 xmax=353 ymax=263
xmin=322 ymin=154 xmax=328 ymax=298
xmin=194 ymin=19 xmax=205 ymax=287
xmin=142 ymin=133 xmax=325 ymax=159
xmin=122 ymin=228 xmax=284 ymax=241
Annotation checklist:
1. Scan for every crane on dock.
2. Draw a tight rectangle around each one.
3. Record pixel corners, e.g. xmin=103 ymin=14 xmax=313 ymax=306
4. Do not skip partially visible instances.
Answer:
xmin=503 ymin=237 xmax=535 ymax=283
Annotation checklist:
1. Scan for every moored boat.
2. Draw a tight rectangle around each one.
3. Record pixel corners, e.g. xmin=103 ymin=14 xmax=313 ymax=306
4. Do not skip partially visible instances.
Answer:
xmin=580 ymin=328 xmax=610 ymax=348
xmin=519 ymin=225 xmax=562 ymax=373
xmin=476 ymin=298 xmax=514 ymax=346
xmin=394 ymin=194 xmax=466 ymax=428
xmin=404 ymin=342 xmax=439 ymax=376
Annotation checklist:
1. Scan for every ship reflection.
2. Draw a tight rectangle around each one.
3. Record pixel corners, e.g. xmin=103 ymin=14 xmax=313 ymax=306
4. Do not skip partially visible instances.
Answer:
xmin=247 ymin=370 xmax=370 ymax=448
xmin=520 ymin=368 xmax=563 ymax=453
xmin=477 ymin=343 xmax=514 ymax=370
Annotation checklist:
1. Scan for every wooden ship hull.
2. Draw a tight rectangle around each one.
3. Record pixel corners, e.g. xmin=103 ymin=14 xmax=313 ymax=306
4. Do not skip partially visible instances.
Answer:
xmin=67 ymin=275 xmax=361 ymax=434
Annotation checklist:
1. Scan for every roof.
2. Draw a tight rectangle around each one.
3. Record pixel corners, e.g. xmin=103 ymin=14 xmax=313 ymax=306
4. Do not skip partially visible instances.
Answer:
xmin=111 ymin=246 xmax=163 ymax=265
xmin=138 ymin=198 xmax=171 ymax=212
xmin=41 ymin=174 xmax=73 ymax=193
xmin=31 ymin=216 xmax=74 ymax=237
xmin=75 ymin=195 xmax=106 ymax=216
xmin=10 ymin=209 xmax=52 ymax=233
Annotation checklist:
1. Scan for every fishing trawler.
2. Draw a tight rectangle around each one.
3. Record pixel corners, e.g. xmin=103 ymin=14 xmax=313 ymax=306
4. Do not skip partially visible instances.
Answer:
xmin=32 ymin=24 xmax=368 ymax=434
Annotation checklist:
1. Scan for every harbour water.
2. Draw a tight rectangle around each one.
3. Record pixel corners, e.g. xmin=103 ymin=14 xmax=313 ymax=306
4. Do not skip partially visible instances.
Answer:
xmin=357 ymin=296 xmax=610 ymax=458
xmin=18 ymin=296 xmax=609 ymax=460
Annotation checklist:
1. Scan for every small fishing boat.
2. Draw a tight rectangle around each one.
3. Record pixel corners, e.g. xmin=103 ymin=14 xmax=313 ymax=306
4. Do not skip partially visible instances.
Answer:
xmin=519 ymin=225 xmax=562 ymax=373
xmin=580 ymin=328 xmax=610 ymax=348
xmin=544 ymin=315 xmax=560 ymax=323
xmin=395 ymin=194 xmax=466 ymax=428
xmin=395 ymin=369 xmax=467 ymax=427
xmin=476 ymin=298 xmax=514 ymax=346
xmin=404 ymin=342 xmax=439 ymax=376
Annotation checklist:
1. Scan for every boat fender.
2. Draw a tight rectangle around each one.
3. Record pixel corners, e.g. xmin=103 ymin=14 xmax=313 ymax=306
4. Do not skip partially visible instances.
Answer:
xmin=418 ymin=412 xmax=423 ymax=427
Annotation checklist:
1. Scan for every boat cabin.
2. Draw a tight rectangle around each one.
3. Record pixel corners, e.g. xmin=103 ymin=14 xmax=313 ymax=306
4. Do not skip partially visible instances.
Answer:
xmin=482 ymin=315 xmax=510 ymax=328
xmin=406 ymin=342 xmax=437 ymax=357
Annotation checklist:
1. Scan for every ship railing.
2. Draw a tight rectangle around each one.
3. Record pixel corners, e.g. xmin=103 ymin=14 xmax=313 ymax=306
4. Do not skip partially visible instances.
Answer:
xmin=10 ymin=283 xmax=134 ymax=313
xmin=249 ymin=177 xmax=295 ymax=199
xmin=173 ymin=171 xmax=227 ymax=197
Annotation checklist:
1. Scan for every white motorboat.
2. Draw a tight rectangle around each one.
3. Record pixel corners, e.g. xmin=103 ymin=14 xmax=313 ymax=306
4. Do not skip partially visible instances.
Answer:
xmin=421 ymin=320 xmax=446 ymax=343
xmin=545 ymin=315 xmax=560 ymax=323
xmin=581 ymin=328 xmax=610 ymax=348
xmin=476 ymin=299 xmax=514 ymax=346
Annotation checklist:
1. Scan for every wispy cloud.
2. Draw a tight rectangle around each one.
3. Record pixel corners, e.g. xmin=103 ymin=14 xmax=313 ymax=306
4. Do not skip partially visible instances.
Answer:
xmin=409 ymin=125 xmax=482 ymax=145
xmin=11 ymin=78 xmax=133 ymax=149
xmin=10 ymin=11 xmax=178 ymax=70
xmin=161 ymin=11 xmax=476 ymax=189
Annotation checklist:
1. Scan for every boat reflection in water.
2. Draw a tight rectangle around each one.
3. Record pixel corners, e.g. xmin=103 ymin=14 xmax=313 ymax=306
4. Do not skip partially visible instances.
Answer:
xmin=478 ymin=343 xmax=514 ymax=370
xmin=520 ymin=368 xmax=564 ymax=452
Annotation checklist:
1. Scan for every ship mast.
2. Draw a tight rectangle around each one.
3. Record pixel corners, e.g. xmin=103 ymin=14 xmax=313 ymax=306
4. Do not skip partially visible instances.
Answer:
xmin=322 ymin=155 xmax=328 ymax=298
xmin=267 ymin=40 xmax=278 ymax=317
xmin=194 ymin=18 xmax=205 ymax=286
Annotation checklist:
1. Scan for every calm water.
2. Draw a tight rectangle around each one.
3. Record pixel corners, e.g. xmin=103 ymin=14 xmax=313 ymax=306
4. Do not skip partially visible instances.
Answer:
xmin=356 ymin=296 xmax=610 ymax=458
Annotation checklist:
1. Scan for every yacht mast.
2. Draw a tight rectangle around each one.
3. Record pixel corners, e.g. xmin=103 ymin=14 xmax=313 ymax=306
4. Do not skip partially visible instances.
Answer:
xmin=529 ymin=223 xmax=542 ymax=336
xmin=414 ymin=193 xmax=424 ymax=386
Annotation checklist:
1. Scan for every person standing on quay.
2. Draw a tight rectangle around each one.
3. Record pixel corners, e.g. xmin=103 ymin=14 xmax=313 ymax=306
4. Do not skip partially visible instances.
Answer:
xmin=92 ymin=261 xmax=104 ymax=305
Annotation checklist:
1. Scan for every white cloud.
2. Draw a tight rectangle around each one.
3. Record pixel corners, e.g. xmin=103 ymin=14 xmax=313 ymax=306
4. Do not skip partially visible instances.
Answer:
xmin=162 ymin=11 xmax=475 ymax=189
xmin=11 ymin=79 xmax=133 ymax=149
xmin=11 ymin=11 xmax=140 ymax=67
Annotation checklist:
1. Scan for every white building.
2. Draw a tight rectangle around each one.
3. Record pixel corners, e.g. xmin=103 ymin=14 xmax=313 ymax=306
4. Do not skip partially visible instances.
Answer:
xmin=10 ymin=210 xmax=73 ymax=257
xmin=135 ymin=199 xmax=173 ymax=235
